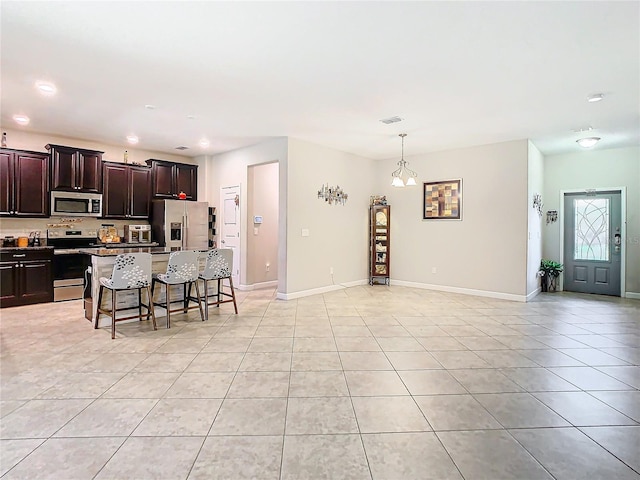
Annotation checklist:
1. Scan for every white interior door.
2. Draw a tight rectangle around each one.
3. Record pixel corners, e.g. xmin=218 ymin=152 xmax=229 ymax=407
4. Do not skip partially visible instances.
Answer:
xmin=220 ymin=185 xmax=241 ymax=286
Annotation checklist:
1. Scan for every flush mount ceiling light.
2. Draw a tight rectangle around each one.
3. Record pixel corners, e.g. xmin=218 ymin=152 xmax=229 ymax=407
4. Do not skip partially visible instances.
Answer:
xmin=391 ymin=133 xmax=418 ymax=187
xmin=186 ymin=115 xmax=196 ymax=120
xmin=587 ymin=93 xmax=604 ymax=103
xmin=144 ymin=104 xmax=157 ymax=110
xmin=198 ymin=139 xmax=210 ymax=148
xmin=12 ymin=114 xmax=30 ymax=126
xmin=35 ymin=80 xmax=57 ymax=96
xmin=126 ymin=135 xmax=139 ymax=144
xmin=576 ymin=137 xmax=601 ymax=148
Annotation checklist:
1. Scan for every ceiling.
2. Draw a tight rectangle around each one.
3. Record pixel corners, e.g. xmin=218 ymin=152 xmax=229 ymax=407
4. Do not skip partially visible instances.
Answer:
xmin=1 ymin=1 xmax=638 ymax=160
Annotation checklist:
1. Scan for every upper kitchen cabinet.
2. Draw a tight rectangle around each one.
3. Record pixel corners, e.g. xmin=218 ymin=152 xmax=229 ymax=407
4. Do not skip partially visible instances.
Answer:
xmin=146 ymin=159 xmax=197 ymax=200
xmin=102 ymin=162 xmax=151 ymax=219
xmin=0 ymin=148 xmax=49 ymax=217
xmin=47 ymin=144 xmax=103 ymax=193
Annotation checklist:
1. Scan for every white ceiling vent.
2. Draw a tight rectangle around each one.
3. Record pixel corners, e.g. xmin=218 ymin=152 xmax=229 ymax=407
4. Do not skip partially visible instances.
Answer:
xmin=175 ymin=146 xmax=189 ymax=150
xmin=380 ymin=116 xmax=403 ymax=125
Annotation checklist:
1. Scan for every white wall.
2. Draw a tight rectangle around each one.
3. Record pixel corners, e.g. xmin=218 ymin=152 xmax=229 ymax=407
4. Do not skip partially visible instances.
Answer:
xmin=527 ymin=141 xmax=544 ymax=297
xmin=285 ymin=138 xmax=376 ymax=296
xmin=376 ymin=139 xmax=530 ymax=300
xmin=247 ymin=162 xmax=279 ymax=285
xmin=543 ymin=146 xmax=640 ymax=296
xmin=196 ymin=138 xmax=288 ymax=290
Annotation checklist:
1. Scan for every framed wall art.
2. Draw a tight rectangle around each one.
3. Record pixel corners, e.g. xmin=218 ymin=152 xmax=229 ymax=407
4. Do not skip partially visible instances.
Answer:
xmin=423 ymin=179 xmax=462 ymax=220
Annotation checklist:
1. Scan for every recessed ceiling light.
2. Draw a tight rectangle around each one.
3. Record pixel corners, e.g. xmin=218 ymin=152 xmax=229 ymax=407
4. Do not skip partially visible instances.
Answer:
xmin=12 ymin=114 xmax=30 ymax=126
xmin=576 ymin=137 xmax=601 ymax=148
xmin=126 ymin=135 xmax=139 ymax=144
xmin=198 ymin=139 xmax=210 ymax=148
xmin=144 ymin=104 xmax=157 ymax=110
xmin=572 ymin=126 xmax=593 ymax=133
xmin=35 ymin=81 xmax=57 ymax=96
xmin=587 ymin=93 xmax=604 ymax=103
xmin=175 ymin=146 xmax=189 ymax=150
xmin=186 ymin=115 xmax=196 ymax=120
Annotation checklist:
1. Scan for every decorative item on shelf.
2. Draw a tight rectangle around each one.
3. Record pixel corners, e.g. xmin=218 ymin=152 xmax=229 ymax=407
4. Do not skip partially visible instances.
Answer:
xmin=533 ymin=194 xmax=543 ymax=217
xmin=124 ymin=150 xmax=129 ymax=163
xmin=538 ymin=259 xmax=563 ymax=292
xmin=317 ymin=183 xmax=348 ymax=205
xmin=1 ymin=132 xmax=7 ymax=147
xmin=178 ymin=191 xmax=187 ymax=200
xmin=546 ymin=210 xmax=558 ymax=224
xmin=370 ymin=195 xmax=387 ymax=206
xmin=391 ymin=133 xmax=417 ymax=187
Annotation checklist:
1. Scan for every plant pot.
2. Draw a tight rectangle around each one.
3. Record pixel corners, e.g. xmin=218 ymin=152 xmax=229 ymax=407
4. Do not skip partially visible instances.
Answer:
xmin=541 ymin=278 xmax=548 ymax=292
xmin=548 ymin=276 xmax=557 ymax=292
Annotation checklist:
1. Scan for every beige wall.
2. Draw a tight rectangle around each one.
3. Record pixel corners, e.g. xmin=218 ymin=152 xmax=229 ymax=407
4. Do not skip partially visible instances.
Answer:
xmin=543 ymin=146 xmax=640 ymax=296
xmin=376 ymin=139 xmax=530 ymax=300
xmin=527 ymin=141 xmax=544 ymax=296
xmin=2 ymin=128 xmax=193 ymax=165
xmin=247 ymin=162 xmax=279 ymax=285
xmin=196 ymin=138 xmax=288 ymax=290
xmin=285 ymin=138 xmax=376 ymax=296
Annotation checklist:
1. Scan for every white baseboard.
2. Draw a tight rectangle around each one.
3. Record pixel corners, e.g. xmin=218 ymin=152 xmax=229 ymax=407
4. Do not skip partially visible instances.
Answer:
xmin=390 ymin=279 xmax=528 ymax=303
xmin=276 ymin=279 xmax=368 ymax=301
xmin=238 ymin=280 xmax=278 ymax=291
xmin=526 ymin=287 xmax=541 ymax=302
xmin=625 ymin=292 xmax=640 ymax=300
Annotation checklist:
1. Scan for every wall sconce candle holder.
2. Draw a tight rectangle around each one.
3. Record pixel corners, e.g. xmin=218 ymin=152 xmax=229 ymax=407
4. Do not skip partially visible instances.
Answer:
xmin=318 ymin=184 xmax=348 ymax=206
xmin=546 ymin=210 xmax=558 ymax=224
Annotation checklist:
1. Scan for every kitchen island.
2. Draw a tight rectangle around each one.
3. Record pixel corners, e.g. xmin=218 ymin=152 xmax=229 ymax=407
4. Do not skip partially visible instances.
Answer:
xmin=82 ymin=247 xmax=211 ymax=327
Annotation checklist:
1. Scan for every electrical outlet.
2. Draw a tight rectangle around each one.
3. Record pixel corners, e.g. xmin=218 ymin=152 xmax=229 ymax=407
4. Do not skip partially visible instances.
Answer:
xmin=330 ymin=267 xmax=334 ymax=275
xmin=431 ymin=267 xmax=437 ymax=274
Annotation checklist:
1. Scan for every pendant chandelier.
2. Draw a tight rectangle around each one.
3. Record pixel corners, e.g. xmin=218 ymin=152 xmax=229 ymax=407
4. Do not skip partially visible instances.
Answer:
xmin=391 ymin=133 xmax=417 ymax=187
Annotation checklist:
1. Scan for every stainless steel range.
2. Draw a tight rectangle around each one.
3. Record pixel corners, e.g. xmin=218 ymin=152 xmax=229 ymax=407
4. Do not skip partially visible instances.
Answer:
xmin=47 ymin=229 xmax=97 ymax=301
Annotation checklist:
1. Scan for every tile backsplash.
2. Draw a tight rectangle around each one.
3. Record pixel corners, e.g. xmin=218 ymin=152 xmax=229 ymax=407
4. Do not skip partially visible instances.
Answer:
xmin=0 ymin=217 xmax=149 ymax=244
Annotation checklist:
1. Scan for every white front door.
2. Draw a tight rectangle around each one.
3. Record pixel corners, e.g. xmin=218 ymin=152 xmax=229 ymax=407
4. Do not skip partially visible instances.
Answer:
xmin=220 ymin=185 xmax=241 ymax=286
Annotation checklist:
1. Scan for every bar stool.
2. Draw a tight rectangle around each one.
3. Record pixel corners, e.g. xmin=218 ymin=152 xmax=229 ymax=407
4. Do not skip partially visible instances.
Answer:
xmin=193 ymin=248 xmax=238 ymax=320
xmin=95 ymin=253 xmax=157 ymax=339
xmin=151 ymin=250 xmax=204 ymax=328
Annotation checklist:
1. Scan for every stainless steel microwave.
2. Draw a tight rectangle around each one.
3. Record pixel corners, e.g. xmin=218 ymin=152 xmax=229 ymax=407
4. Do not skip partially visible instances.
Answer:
xmin=51 ymin=191 xmax=102 ymax=217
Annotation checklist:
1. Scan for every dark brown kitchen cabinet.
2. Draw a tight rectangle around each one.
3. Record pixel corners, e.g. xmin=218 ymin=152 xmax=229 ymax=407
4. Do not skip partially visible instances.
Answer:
xmin=0 ymin=249 xmax=54 ymax=308
xmin=146 ymin=159 xmax=197 ymax=200
xmin=0 ymin=148 xmax=49 ymax=217
xmin=102 ymin=162 xmax=151 ymax=219
xmin=47 ymin=144 xmax=103 ymax=193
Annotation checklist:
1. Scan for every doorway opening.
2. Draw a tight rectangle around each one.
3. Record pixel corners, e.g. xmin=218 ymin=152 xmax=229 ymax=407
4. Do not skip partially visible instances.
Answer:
xmin=246 ymin=162 xmax=279 ymax=289
xmin=561 ymin=188 xmax=625 ymax=296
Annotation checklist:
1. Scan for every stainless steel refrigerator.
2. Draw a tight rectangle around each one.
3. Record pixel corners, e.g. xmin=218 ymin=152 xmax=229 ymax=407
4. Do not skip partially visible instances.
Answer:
xmin=151 ymin=200 xmax=209 ymax=249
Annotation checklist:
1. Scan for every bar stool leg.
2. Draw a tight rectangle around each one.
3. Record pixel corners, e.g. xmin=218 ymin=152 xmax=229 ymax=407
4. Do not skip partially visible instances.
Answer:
xmin=95 ymin=285 xmax=104 ymax=329
xmin=228 ymin=277 xmax=238 ymax=314
xmin=203 ymin=279 xmax=209 ymax=321
xmin=193 ymin=280 xmax=205 ymax=321
xmin=146 ymin=285 xmax=158 ymax=331
xmin=138 ymin=289 xmax=142 ymax=320
xmin=111 ymin=289 xmax=117 ymax=339
xmin=166 ymin=284 xmax=171 ymax=329
xmin=217 ymin=278 xmax=221 ymax=307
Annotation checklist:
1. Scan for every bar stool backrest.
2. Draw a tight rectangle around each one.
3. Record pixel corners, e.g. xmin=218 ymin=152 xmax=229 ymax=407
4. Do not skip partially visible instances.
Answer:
xmin=109 ymin=253 xmax=152 ymax=289
xmin=201 ymin=249 xmax=233 ymax=280
xmin=160 ymin=250 xmax=200 ymax=284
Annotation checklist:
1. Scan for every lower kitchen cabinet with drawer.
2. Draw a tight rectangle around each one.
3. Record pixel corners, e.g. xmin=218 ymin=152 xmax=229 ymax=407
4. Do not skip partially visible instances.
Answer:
xmin=0 ymin=248 xmax=54 ymax=308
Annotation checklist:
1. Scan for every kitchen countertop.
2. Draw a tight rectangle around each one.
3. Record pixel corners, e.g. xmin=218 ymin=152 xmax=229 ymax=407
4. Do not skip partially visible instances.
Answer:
xmin=0 ymin=246 xmax=54 ymax=252
xmin=80 ymin=246 xmax=206 ymax=256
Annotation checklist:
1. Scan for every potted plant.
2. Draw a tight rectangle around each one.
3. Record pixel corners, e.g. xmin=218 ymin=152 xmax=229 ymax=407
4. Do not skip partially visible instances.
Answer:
xmin=538 ymin=259 xmax=563 ymax=292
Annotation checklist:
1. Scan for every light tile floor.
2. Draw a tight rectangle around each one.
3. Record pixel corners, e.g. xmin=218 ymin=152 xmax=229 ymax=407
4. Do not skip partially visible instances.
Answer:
xmin=1 ymin=286 xmax=639 ymax=479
